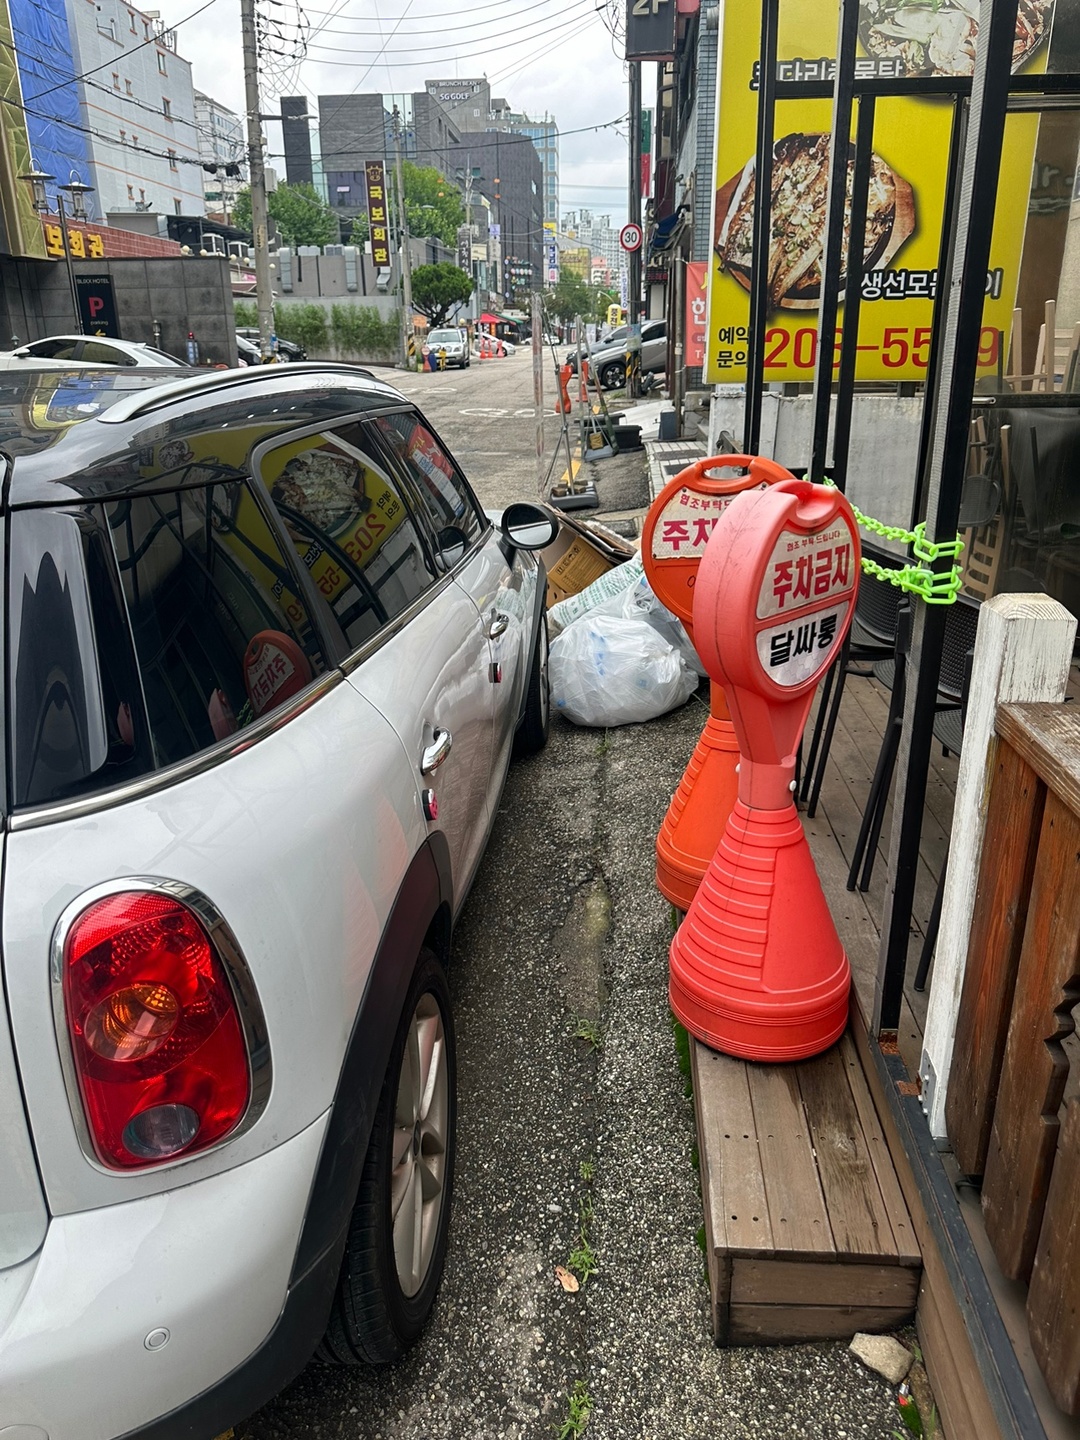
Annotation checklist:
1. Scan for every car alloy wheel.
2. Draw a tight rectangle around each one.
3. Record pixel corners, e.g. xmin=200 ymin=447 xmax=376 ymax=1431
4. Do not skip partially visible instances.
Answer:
xmin=391 ymin=989 xmax=450 ymax=1297
xmin=318 ymin=949 xmax=456 ymax=1365
xmin=600 ymin=360 xmax=626 ymax=389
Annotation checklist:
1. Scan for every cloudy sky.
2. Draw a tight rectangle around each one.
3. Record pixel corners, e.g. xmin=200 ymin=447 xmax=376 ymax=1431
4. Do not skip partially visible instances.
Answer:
xmin=166 ymin=0 xmax=643 ymax=228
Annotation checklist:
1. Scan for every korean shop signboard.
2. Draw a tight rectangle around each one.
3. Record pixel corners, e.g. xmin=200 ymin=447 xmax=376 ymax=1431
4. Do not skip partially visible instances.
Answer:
xmin=704 ymin=0 xmax=1049 ymax=384
xmin=365 ymin=160 xmax=391 ymax=267
xmin=625 ymin=0 xmax=675 ymax=60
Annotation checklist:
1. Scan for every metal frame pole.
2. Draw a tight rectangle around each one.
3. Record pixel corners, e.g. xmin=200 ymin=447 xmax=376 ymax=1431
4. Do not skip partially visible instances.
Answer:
xmin=829 ymin=94 xmax=875 ymax=491
xmin=742 ymin=0 xmax=779 ymax=456
xmin=241 ymin=0 xmax=274 ymax=361
xmin=910 ymin=96 xmax=968 ymax=528
xmin=808 ymin=0 xmax=860 ymax=481
xmin=54 ymin=196 xmax=82 ymax=334
xmin=874 ymin=0 xmax=1020 ymax=1036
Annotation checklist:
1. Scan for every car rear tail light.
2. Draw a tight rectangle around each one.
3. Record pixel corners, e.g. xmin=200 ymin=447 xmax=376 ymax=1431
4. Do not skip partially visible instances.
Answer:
xmin=61 ymin=890 xmax=252 ymax=1169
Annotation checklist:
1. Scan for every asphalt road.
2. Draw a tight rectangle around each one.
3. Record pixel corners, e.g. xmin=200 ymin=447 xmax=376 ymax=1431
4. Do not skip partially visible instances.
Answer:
xmin=237 ymin=355 xmax=907 ymax=1440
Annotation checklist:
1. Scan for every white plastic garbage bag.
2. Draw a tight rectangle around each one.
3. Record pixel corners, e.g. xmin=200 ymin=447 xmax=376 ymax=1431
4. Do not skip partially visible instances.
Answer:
xmin=548 ymin=553 xmax=644 ymax=636
xmin=597 ymin=568 xmax=707 ymax=678
xmin=549 ymin=613 xmax=697 ymax=727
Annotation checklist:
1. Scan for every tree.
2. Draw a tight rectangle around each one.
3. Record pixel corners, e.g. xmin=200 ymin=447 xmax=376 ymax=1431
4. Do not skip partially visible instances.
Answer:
xmin=232 ymin=182 xmax=338 ymax=247
xmin=411 ymin=263 xmax=474 ymax=326
xmin=349 ymin=211 xmax=369 ymax=246
xmin=547 ymin=271 xmax=594 ymax=326
xmin=397 ymin=162 xmax=465 ymax=249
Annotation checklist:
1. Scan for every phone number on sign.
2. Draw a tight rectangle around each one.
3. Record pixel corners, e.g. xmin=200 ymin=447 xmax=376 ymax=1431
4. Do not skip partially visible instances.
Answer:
xmin=766 ymin=325 xmax=1002 ymax=370
xmin=713 ymin=326 xmax=1002 ymax=372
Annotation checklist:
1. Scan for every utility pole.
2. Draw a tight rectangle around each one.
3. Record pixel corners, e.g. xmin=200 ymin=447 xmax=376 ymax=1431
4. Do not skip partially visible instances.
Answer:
xmin=627 ymin=61 xmax=643 ymax=398
xmin=392 ymin=106 xmax=415 ymax=370
xmin=241 ymin=0 xmax=273 ymax=360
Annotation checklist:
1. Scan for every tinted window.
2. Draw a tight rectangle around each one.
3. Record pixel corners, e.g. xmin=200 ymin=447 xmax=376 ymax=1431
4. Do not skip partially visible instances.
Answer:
xmin=259 ymin=428 xmax=438 ymax=651
xmin=10 ymin=508 xmax=153 ymax=807
xmin=369 ymin=412 xmax=485 ymax=559
xmin=80 ymin=341 xmax=128 ymax=365
xmin=26 ymin=338 xmax=79 ymax=359
xmin=111 ymin=482 xmax=328 ymax=769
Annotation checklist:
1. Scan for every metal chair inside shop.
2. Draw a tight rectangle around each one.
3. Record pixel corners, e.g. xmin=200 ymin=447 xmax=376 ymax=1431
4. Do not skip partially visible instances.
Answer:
xmin=799 ymin=540 xmax=905 ymax=817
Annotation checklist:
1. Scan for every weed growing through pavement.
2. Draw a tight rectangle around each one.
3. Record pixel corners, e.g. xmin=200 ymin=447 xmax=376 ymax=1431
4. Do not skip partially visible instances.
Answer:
xmin=579 ymin=1158 xmax=595 ymax=1183
xmin=556 ymin=1379 xmax=592 ymax=1438
xmin=568 ymin=1194 xmax=598 ymax=1285
xmin=595 ymin=730 xmax=611 ymax=757
xmin=574 ymin=1016 xmax=605 ymax=1051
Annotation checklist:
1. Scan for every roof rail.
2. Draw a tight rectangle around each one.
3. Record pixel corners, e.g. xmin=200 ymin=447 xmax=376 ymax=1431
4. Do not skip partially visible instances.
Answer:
xmin=97 ymin=362 xmax=399 ymax=426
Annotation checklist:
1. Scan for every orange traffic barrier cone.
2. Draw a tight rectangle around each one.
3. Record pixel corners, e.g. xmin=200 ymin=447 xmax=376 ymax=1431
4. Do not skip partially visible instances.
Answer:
xmin=556 ymin=363 xmax=573 ymax=415
xmin=669 ymin=478 xmax=858 ymax=1061
xmin=642 ymin=454 xmax=798 ymax=911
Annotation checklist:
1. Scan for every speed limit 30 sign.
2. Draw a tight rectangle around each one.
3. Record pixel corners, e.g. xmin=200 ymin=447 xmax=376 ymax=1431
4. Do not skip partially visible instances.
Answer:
xmin=619 ymin=222 xmax=643 ymax=253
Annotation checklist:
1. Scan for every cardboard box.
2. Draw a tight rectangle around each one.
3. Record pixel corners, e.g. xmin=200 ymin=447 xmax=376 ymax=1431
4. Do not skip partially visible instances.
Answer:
xmin=539 ymin=505 xmax=636 ymax=608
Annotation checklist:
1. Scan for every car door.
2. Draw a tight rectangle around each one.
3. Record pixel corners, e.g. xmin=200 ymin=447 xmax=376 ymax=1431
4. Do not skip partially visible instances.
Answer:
xmin=642 ymin=322 xmax=667 ymax=371
xmin=254 ymin=420 xmax=495 ymax=902
xmin=368 ymin=409 xmax=529 ymax=799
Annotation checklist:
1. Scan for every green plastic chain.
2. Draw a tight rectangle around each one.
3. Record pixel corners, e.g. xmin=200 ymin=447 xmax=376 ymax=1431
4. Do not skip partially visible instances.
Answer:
xmin=821 ymin=478 xmax=964 ymax=605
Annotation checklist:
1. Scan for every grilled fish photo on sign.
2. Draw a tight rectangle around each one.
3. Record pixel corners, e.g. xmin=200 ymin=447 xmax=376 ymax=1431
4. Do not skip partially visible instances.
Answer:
xmin=858 ymin=0 xmax=1054 ymax=78
xmin=714 ymin=133 xmax=916 ymax=311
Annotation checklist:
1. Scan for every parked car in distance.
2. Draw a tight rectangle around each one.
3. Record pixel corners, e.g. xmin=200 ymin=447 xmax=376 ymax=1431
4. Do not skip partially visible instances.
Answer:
xmin=236 ymin=327 xmax=307 ymax=361
xmin=422 ymin=327 xmax=470 ymax=368
xmin=0 ymin=334 xmax=186 ymax=368
xmin=565 ymin=319 xmax=668 ymax=388
xmin=0 ymin=362 xmax=555 ymax=1440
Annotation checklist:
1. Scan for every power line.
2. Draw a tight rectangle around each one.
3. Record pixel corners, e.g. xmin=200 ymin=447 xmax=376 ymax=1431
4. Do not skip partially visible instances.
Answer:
xmin=274 ymin=0 xmax=588 ymax=44
xmin=267 ymin=9 xmax=594 ymax=65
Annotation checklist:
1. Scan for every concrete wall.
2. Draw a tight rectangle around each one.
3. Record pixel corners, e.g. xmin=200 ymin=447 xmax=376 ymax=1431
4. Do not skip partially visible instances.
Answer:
xmin=0 ymin=253 xmax=237 ymax=363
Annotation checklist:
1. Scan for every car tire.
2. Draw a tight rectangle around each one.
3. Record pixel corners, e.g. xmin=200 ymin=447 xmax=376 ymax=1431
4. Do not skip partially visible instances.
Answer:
xmin=600 ymin=360 xmax=626 ymax=389
xmin=513 ymin=614 xmax=550 ymax=758
xmin=319 ymin=949 xmax=456 ymax=1366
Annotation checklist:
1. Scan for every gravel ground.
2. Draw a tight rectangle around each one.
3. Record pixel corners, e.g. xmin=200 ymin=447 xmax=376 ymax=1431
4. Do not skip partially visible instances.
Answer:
xmin=237 ymin=358 xmax=909 ymax=1439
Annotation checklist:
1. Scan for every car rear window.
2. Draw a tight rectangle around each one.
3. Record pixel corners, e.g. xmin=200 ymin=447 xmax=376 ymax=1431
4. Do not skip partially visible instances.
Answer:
xmin=9 ymin=481 xmax=330 ymax=808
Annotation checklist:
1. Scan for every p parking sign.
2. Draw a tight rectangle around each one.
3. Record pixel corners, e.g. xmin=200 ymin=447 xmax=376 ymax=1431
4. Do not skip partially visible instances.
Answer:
xmin=75 ymin=274 xmax=120 ymax=338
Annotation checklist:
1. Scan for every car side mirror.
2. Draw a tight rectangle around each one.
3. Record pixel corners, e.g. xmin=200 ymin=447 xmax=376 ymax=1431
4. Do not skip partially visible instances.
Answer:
xmin=13 ymin=347 xmax=29 ymax=358
xmin=500 ymin=503 xmax=559 ymax=551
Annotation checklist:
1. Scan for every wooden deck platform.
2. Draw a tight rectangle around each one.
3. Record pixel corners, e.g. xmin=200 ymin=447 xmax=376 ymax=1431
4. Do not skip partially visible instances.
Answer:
xmin=690 ymin=670 xmax=941 ymax=1348
xmin=693 ymin=1030 xmax=921 ymax=1345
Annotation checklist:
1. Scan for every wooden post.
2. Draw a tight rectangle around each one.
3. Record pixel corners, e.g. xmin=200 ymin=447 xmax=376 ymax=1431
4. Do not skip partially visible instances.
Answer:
xmin=920 ymin=593 xmax=1076 ymax=1141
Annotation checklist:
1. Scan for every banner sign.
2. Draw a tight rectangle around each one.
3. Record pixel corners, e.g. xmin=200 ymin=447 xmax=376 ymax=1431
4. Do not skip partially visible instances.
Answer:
xmin=625 ymin=0 xmax=676 ymax=60
xmin=457 ymin=225 xmax=472 ymax=273
xmin=365 ymin=161 xmax=391 ymax=267
xmin=685 ymin=260 xmax=707 ymax=368
xmin=703 ymin=0 xmax=1045 ymax=383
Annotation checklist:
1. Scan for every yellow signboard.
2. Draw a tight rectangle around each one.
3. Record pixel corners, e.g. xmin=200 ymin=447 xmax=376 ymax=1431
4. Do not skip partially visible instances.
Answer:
xmin=704 ymin=1 xmax=1045 ymax=383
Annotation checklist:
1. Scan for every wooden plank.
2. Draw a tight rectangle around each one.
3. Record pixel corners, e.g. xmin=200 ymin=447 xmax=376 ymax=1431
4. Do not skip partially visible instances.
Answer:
xmin=1027 ymin=1096 xmax=1080 ymax=1416
xmin=796 ymin=1045 xmax=898 ymax=1262
xmin=947 ymin=740 xmax=1045 ymax=1176
xmin=837 ymin=1032 xmax=922 ymax=1266
xmin=692 ymin=1043 xmax=774 ymax=1259
xmin=731 ymin=1258 xmax=918 ymax=1308
xmin=998 ymin=703 xmax=1080 ymax=820
xmin=748 ymin=1064 xmax=834 ymax=1258
xmin=728 ymin=1303 xmax=914 ymax=1345
xmin=983 ymin=793 xmax=1080 ymax=1282
xmin=917 ymin=1274 xmax=988 ymax=1440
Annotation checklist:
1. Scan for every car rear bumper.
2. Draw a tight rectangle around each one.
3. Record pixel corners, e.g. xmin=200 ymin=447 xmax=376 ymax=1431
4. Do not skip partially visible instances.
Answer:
xmin=0 ymin=1112 xmax=329 ymax=1440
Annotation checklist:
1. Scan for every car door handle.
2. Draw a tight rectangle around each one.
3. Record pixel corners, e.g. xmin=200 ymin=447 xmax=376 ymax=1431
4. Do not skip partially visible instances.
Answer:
xmin=421 ymin=728 xmax=453 ymax=775
xmin=487 ymin=611 xmax=510 ymax=638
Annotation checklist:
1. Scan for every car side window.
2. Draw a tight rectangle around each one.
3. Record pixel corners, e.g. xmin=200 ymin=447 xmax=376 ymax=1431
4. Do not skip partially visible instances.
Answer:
xmin=109 ymin=482 xmax=329 ymax=769
xmin=80 ymin=341 xmax=127 ymax=365
xmin=258 ymin=428 xmax=439 ymax=652
xmin=366 ymin=412 xmax=485 ymax=564
xmin=27 ymin=339 xmax=79 ymax=359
